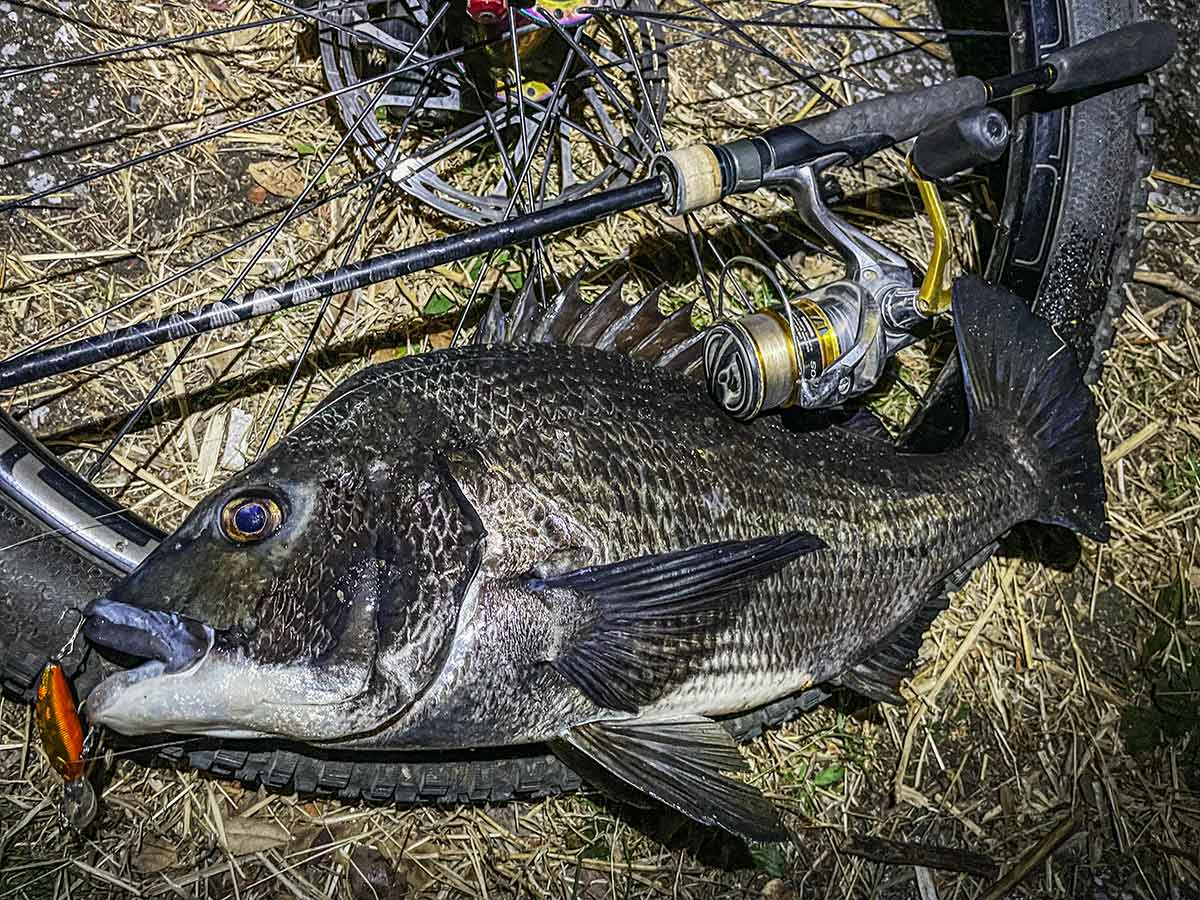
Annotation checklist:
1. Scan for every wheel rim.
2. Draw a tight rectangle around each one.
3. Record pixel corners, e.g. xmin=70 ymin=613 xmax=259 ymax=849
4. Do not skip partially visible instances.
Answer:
xmin=0 ymin=0 xmax=1092 ymax=562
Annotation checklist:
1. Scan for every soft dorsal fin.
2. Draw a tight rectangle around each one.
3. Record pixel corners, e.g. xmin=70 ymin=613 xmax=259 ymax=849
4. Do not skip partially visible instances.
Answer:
xmin=472 ymin=274 xmax=706 ymax=378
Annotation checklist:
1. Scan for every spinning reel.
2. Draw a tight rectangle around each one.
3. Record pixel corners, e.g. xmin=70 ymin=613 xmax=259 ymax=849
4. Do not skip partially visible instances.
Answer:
xmin=0 ymin=21 xmax=1172 ymax=399
xmin=656 ymin=107 xmax=1011 ymax=420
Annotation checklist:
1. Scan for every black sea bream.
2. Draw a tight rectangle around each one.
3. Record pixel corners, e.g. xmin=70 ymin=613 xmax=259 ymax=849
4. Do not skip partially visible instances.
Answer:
xmin=83 ymin=276 xmax=1107 ymax=838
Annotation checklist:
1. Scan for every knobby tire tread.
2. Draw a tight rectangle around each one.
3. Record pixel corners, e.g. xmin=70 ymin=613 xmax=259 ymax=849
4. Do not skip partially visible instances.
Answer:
xmin=0 ymin=0 xmax=1156 ymax=807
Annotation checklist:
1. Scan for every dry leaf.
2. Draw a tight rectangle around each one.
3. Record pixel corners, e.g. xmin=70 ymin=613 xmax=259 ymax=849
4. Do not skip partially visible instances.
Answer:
xmin=133 ymin=838 xmax=178 ymax=874
xmin=195 ymin=412 xmax=226 ymax=487
xmin=370 ymin=346 xmax=403 ymax=364
xmin=220 ymin=407 xmax=253 ymax=470
xmin=248 ymin=161 xmax=305 ymax=199
xmin=221 ymin=815 xmax=289 ymax=856
xmin=246 ymin=184 xmax=267 ymax=205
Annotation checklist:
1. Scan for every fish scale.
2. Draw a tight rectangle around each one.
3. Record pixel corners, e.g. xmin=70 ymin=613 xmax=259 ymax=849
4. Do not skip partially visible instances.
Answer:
xmin=82 ymin=276 xmax=1107 ymax=839
xmin=311 ymin=341 xmax=1028 ymax=726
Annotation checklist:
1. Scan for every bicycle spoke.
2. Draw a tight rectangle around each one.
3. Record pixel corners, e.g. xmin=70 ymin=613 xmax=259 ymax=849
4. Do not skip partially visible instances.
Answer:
xmin=580 ymin=88 xmax=627 ymax=157
xmin=720 ymin=200 xmax=810 ymax=291
xmin=539 ymin=13 xmax=646 ymax=147
xmin=507 ymin=6 xmax=537 ymax=212
xmin=686 ymin=0 xmax=839 ymax=106
xmin=2 ymin=11 xmax=298 ymax=80
xmin=448 ymin=55 xmax=579 ymax=345
xmin=261 ymin=0 xmax=430 ymax=55
xmin=612 ymin=12 xmax=667 ymax=152
xmin=594 ymin=7 xmax=848 ymax=104
xmin=5 ymin=171 xmax=383 ymax=362
xmin=680 ymin=213 xmax=715 ymax=315
xmin=85 ymin=5 xmax=449 ymax=477
xmin=255 ymin=68 xmax=444 ymax=452
xmin=0 ymin=21 xmax=535 ymax=213
xmin=0 ymin=0 xmax=406 ymax=82
xmin=521 ymin=93 xmax=629 ymax=157
xmin=582 ymin=5 xmax=1005 ymax=38
xmin=584 ymin=2 xmax=977 ymax=102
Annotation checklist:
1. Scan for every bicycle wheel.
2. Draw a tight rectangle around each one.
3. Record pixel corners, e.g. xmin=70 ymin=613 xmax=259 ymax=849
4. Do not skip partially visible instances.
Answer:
xmin=0 ymin=0 xmax=1153 ymax=803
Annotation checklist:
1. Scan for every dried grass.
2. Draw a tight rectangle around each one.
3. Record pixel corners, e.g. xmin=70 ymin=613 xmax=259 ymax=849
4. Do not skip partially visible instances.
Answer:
xmin=1 ymin=0 xmax=1197 ymax=897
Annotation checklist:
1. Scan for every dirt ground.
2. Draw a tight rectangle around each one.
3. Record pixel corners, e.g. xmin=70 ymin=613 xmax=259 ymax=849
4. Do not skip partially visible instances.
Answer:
xmin=0 ymin=2 xmax=1197 ymax=898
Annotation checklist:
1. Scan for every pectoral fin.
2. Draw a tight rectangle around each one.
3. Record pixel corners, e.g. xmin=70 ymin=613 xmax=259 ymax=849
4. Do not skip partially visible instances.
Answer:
xmin=527 ymin=532 xmax=823 ymax=713
xmin=558 ymin=717 xmax=786 ymax=841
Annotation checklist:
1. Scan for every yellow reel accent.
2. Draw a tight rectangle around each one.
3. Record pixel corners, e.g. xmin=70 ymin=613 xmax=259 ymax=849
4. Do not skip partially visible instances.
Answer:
xmin=908 ymin=158 xmax=953 ymax=316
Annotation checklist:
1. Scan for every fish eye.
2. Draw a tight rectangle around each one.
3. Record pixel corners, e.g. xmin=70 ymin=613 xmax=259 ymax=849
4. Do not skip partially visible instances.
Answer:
xmin=220 ymin=496 xmax=283 ymax=544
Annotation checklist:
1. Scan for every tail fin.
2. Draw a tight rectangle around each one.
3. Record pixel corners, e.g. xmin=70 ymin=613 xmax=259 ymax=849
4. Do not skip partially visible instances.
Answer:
xmin=953 ymin=276 xmax=1109 ymax=542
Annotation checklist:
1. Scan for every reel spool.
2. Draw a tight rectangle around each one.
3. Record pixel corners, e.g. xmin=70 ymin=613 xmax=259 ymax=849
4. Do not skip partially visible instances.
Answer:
xmin=703 ymin=282 xmax=867 ymax=421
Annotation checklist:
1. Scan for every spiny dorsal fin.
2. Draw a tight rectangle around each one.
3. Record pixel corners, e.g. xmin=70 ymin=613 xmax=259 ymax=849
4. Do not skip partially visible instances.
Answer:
xmin=475 ymin=287 xmax=508 ymax=346
xmin=472 ymin=273 xmax=704 ymax=375
xmin=545 ymin=272 xmax=588 ymax=343
xmin=506 ymin=278 xmax=542 ymax=343
xmin=567 ymin=276 xmax=629 ymax=345
xmin=630 ymin=302 xmax=695 ymax=363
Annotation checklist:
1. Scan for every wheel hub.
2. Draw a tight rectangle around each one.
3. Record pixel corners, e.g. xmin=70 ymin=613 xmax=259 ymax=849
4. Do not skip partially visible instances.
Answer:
xmin=317 ymin=0 xmax=666 ymax=224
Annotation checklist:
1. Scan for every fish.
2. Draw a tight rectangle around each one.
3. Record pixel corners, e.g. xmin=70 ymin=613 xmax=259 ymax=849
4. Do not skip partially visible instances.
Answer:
xmin=81 ymin=274 xmax=1107 ymax=840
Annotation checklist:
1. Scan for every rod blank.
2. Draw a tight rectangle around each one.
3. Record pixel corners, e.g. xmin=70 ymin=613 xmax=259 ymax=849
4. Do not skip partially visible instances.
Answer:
xmin=0 ymin=178 xmax=665 ymax=390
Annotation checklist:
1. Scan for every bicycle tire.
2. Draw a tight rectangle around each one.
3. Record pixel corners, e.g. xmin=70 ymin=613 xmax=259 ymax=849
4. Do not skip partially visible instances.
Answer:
xmin=1 ymin=0 xmax=1155 ymax=804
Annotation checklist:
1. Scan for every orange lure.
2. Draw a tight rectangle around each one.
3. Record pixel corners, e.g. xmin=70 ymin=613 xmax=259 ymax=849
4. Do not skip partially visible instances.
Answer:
xmin=35 ymin=663 xmax=85 ymax=781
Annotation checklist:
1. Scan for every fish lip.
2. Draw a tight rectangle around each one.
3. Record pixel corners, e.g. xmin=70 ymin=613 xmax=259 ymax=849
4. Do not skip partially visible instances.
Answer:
xmin=83 ymin=597 xmax=214 ymax=676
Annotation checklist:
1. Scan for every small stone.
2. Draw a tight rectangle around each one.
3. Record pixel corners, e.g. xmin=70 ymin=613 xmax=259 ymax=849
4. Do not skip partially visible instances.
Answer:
xmin=246 ymin=184 xmax=267 ymax=205
xmin=348 ymin=845 xmax=406 ymax=900
xmin=762 ymin=878 xmax=796 ymax=900
xmin=220 ymin=407 xmax=253 ymax=469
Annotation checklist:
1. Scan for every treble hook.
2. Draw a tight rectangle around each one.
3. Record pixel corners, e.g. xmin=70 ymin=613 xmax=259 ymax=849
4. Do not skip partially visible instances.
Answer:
xmin=53 ymin=609 xmax=88 ymax=662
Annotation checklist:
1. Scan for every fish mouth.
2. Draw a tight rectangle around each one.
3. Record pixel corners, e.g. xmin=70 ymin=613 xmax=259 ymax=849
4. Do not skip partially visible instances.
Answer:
xmin=84 ymin=597 xmax=215 ymax=677
xmin=82 ymin=597 xmax=380 ymax=741
xmin=83 ymin=597 xmax=267 ymax=738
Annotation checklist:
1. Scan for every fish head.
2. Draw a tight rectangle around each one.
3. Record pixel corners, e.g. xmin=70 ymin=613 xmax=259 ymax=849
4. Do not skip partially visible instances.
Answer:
xmin=83 ymin=411 xmax=483 ymax=741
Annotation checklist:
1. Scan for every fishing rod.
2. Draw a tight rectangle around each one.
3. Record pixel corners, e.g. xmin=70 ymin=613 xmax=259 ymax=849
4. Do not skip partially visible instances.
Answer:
xmin=0 ymin=21 xmax=1174 ymax=403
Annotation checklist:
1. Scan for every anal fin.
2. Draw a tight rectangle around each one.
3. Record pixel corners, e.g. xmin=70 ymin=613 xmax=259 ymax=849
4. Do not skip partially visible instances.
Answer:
xmin=834 ymin=544 xmax=994 ymax=703
xmin=559 ymin=717 xmax=786 ymax=841
xmin=833 ymin=594 xmax=949 ymax=704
